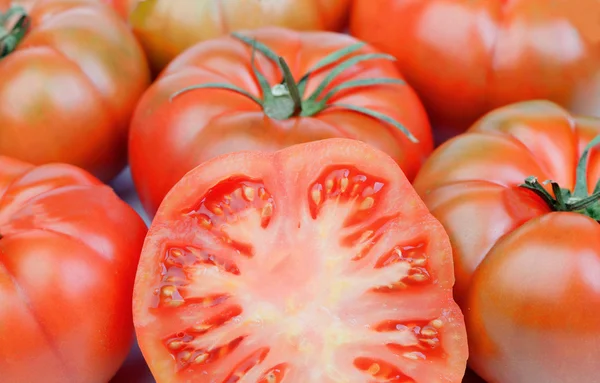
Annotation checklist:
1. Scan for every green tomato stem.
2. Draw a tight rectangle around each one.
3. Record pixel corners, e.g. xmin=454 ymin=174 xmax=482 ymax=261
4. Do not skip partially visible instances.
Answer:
xmin=170 ymin=32 xmax=418 ymax=142
xmin=520 ymin=135 xmax=600 ymax=221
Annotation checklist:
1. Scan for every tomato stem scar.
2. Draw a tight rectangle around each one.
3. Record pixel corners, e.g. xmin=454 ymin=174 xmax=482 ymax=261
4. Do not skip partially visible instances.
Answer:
xmin=0 ymin=5 xmax=29 ymax=59
xmin=520 ymin=135 xmax=600 ymax=220
xmin=169 ymin=32 xmax=418 ymax=143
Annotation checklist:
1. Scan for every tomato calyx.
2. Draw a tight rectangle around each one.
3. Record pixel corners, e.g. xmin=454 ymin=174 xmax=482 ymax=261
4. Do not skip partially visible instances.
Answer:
xmin=170 ymin=32 xmax=418 ymax=143
xmin=0 ymin=5 xmax=29 ymax=59
xmin=520 ymin=135 xmax=600 ymax=221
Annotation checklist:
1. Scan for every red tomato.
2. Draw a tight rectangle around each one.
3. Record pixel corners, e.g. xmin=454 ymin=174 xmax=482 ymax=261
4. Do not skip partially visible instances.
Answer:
xmin=104 ymin=0 xmax=352 ymax=75
xmin=132 ymin=138 xmax=468 ymax=382
xmin=0 ymin=0 xmax=150 ymax=182
xmin=0 ymin=156 xmax=148 ymax=383
xmin=349 ymin=0 xmax=600 ymax=140
xmin=413 ymin=100 xmax=600 ymax=383
xmin=129 ymin=27 xmax=433 ymax=217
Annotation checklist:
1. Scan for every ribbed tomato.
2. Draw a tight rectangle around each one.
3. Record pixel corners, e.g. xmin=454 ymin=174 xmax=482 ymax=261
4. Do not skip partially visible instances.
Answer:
xmin=104 ymin=0 xmax=352 ymax=75
xmin=129 ymin=27 xmax=433 ymax=217
xmin=0 ymin=156 xmax=148 ymax=383
xmin=413 ymin=100 xmax=600 ymax=383
xmin=0 ymin=0 xmax=150 ymax=182
xmin=350 ymin=0 xmax=600 ymax=141
xmin=133 ymin=138 xmax=468 ymax=383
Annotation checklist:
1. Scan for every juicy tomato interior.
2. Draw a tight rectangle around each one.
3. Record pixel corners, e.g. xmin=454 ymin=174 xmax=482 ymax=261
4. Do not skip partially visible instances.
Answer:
xmin=133 ymin=139 xmax=467 ymax=383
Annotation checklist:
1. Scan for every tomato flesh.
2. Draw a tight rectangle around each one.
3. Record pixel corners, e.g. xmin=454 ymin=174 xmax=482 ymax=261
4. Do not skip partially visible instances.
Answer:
xmin=133 ymin=139 xmax=467 ymax=382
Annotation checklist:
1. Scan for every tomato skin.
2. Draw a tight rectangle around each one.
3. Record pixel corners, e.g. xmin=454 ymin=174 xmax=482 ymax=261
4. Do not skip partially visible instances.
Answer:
xmin=105 ymin=0 xmax=351 ymax=75
xmin=133 ymin=138 xmax=467 ymax=383
xmin=0 ymin=0 xmax=150 ymax=182
xmin=413 ymin=100 xmax=600 ymax=383
xmin=349 ymin=0 xmax=600 ymax=139
xmin=0 ymin=156 xmax=148 ymax=383
xmin=129 ymin=27 xmax=433 ymax=218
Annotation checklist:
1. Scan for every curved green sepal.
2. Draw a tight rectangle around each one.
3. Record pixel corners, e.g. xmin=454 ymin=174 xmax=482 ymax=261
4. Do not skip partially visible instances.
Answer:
xmin=169 ymin=83 xmax=263 ymax=106
xmin=573 ymin=135 xmax=600 ymax=198
xmin=296 ymin=42 xmax=365 ymax=95
xmin=231 ymin=32 xmax=281 ymax=65
xmin=0 ymin=5 xmax=28 ymax=58
xmin=329 ymin=103 xmax=419 ymax=143
xmin=305 ymin=53 xmax=397 ymax=104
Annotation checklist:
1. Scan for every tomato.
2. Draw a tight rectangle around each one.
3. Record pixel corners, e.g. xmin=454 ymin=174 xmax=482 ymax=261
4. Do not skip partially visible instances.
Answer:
xmin=104 ymin=0 xmax=352 ymax=75
xmin=132 ymin=138 xmax=468 ymax=382
xmin=129 ymin=27 xmax=433 ymax=217
xmin=413 ymin=100 xmax=600 ymax=383
xmin=0 ymin=0 xmax=150 ymax=182
xmin=349 ymin=0 xmax=600 ymax=141
xmin=0 ymin=156 xmax=148 ymax=383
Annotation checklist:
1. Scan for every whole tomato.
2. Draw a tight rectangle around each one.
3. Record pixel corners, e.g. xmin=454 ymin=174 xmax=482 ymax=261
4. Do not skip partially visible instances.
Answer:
xmin=133 ymin=138 xmax=468 ymax=382
xmin=0 ymin=156 xmax=148 ymax=383
xmin=0 ymin=0 xmax=150 ymax=182
xmin=350 ymin=0 xmax=600 ymax=140
xmin=413 ymin=100 xmax=600 ymax=383
xmin=129 ymin=27 xmax=433 ymax=217
xmin=104 ymin=0 xmax=352 ymax=75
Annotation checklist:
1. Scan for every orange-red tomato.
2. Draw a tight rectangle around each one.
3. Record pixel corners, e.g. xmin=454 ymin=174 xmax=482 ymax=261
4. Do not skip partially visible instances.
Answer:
xmin=129 ymin=27 xmax=433 ymax=217
xmin=413 ymin=100 xmax=600 ymax=383
xmin=0 ymin=0 xmax=150 ymax=182
xmin=0 ymin=156 xmax=148 ymax=383
xmin=104 ymin=0 xmax=352 ymax=75
xmin=133 ymin=138 xmax=468 ymax=383
xmin=350 ymin=0 xmax=600 ymax=140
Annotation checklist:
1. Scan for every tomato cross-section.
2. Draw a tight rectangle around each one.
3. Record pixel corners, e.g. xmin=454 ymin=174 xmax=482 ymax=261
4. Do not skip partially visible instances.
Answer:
xmin=133 ymin=139 xmax=468 ymax=383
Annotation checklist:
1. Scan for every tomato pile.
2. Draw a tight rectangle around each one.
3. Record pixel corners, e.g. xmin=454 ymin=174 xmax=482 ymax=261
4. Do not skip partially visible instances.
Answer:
xmin=0 ymin=1 xmax=598 ymax=383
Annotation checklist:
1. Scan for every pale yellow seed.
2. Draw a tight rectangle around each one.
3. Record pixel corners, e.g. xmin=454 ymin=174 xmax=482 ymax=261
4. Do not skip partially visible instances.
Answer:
xmin=258 ymin=188 xmax=267 ymax=200
xmin=325 ymin=179 xmax=334 ymax=193
xmin=210 ymin=205 xmax=224 ymax=216
xmin=367 ymin=363 xmax=381 ymax=375
xmin=431 ymin=319 xmax=444 ymax=329
xmin=170 ymin=248 xmax=183 ymax=258
xmin=168 ymin=340 xmax=184 ymax=350
xmin=420 ymin=327 xmax=438 ymax=337
xmin=193 ymin=323 xmax=212 ymax=332
xmin=311 ymin=189 xmax=322 ymax=205
xmin=358 ymin=230 xmax=374 ymax=244
xmin=420 ymin=338 xmax=439 ymax=346
xmin=265 ymin=372 xmax=277 ymax=383
xmin=340 ymin=177 xmax=349 ymax=192
xmin=167 ymin=300 xmax=185 ymax=307
xmin=412 ymin=258 xmax=427 ymax=266
xmin=403 ymin=351 xmax=425 ymax=360
xmin=262 ymin=203 xmax=273 ymax=219
xmin=161 ymin=285 xmax=176 ymax=297
xmin=359 ymin=197 xmax=375 ymax=210
xmin=193 ymin=353 xmax=209 ymax=364
xmin=198 ymin=215 xmax=212 ymax=229
xmin=388 ymin=281 xmax=407 ymax=289
xmin=179 ymin=351 xmax=191 ymax=362
xmin=242 ymin=186 xmax=255 ymax=201
xmin=409 ymin=273 xmax=429 ymax=282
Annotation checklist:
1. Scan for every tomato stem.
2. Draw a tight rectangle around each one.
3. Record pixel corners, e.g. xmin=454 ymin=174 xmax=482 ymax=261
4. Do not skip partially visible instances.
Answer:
xmin=520 ymin=135 xmax=600 ymax=220
xmin=170 ymin=32 xmax=418 ymax=143
xmin=0 ymin=5 xmax=29 ymax=59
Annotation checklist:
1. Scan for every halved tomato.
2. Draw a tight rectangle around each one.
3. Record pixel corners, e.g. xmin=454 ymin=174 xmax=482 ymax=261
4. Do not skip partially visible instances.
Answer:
xmin=132 ymin=139 xmax=468 ymax=382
